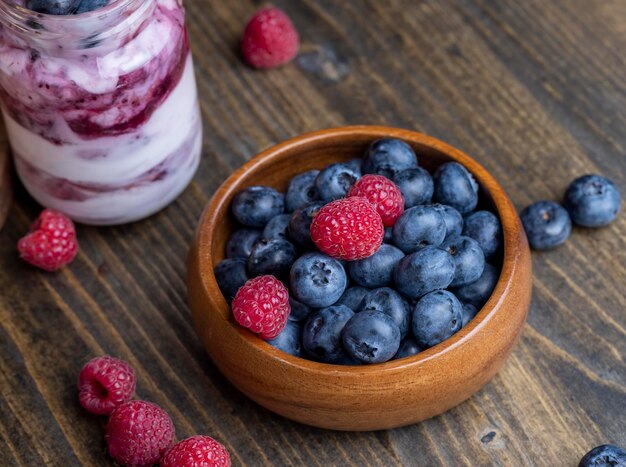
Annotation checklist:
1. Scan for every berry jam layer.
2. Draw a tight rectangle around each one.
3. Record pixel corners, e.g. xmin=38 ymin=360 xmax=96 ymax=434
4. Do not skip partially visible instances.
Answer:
xmin=0 ymin=0 xmax=202 ymax=224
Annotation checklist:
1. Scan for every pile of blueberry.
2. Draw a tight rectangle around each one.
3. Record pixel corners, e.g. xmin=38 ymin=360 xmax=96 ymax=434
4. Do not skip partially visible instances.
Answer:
xmin=25 ymin=0 xmax=108 ymax=15
xmin=215 ymin=138 xmax=504 ymax=365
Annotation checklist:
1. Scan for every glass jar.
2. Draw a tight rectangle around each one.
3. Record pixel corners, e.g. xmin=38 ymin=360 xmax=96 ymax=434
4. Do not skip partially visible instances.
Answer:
xmin=0 ymin=0 xmax=202 ymax=225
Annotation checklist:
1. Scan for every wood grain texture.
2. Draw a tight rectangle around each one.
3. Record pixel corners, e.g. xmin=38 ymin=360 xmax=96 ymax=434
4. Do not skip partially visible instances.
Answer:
xmin=0 ymin=0 xmax=624 ymax=465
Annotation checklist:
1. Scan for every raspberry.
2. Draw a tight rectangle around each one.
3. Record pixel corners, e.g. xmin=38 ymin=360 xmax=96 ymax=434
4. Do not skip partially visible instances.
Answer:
xmin=18 ymin=209 xmax=78 ymax=271
xmin=348 ymin=174 xmax=405 ymax=227
xmin=241 ymin=7 xmax=299 ymax=69
xmin=78 ymin=356 xmax=136 ymax=415
xmin=232 ymin=275 xmax=290 ymax=340
xmin=310 ymin=197 xmax=384 ymax=260
xmin=106 ymin=400 xmax=175 ymax=467
xmin=162 ymin=435 xmax=231 ymax=467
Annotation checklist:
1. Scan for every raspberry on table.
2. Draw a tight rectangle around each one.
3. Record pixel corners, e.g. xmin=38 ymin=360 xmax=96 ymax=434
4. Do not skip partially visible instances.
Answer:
xmin=241 ymin=7 xmax=299 ymax=69
xmin=348 ymin=174 xmax=405 ymax=227
xmin=18 ymin=208 xmax=78 ymax=271
xmin=162 ymin=435 xmax=231 ymax=467
xmin=78 ymin=356 xmax=135 ymax=415
xmin=105 ymin=400 xmax=175 ymax=467
xmin=232 ymin=275 xmax=291 ymax=340
xmin=310 ymin=197 xmax=384 ymax=261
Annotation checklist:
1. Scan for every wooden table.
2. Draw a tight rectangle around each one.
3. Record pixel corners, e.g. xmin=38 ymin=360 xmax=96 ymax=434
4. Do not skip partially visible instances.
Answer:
xmin=1 ymin=1 xmax=624 ymax=465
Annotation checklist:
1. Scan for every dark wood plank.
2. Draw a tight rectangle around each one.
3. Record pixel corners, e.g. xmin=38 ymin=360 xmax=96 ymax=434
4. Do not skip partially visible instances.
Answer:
xmin=0 ymin=0 xmax=624 ymax=465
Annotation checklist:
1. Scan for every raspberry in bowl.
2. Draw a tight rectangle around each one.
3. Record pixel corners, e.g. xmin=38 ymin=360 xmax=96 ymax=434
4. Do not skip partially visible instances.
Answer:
xmin=0 ymin=0 xmax=202 ymax=225
xmin=187 ymin=126 xmax=532 ymax=430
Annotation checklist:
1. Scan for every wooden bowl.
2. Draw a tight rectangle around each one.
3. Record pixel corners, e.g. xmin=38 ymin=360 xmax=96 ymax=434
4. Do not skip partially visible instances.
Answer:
xmin=187 ymin=126 xmax=532 ymax=431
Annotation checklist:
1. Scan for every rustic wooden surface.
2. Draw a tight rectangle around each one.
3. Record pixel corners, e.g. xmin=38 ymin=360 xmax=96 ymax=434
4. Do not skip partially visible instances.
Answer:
xmin=0 ymin=0 xmax=624 ymax=465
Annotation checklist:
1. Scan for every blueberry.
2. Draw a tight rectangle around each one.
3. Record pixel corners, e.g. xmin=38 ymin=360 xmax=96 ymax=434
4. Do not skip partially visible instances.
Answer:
xmin=315 ymin=162 xmax=360 ymax=202
xmin=342 ymin=310 xmax=401 ymax=364
xmin=393 ymin=167 xmax=434 ymax=208
xmin=285 ymin=170 xmax=320 ymax=212
xmin=564 ymin=174 xmax=621 ymax=227
xmin=26 ymin=0 xmax=80 ymax=14
xmin=392 ymin=205 xmax=447 ymax=253
xmin=333 ymin=351 xmax=363 ymax=366
xmin=348 ymin=244 xmax=404 ymax=288
xmin=336 ymin=286 xmax=370 ymax=311
xmin=226 ymin=228 xmax=261 ymax=259
xmin=433 ymin=162 xmax=479 ymax=214
xmin=520 ymin=201 xmax=572 ymax=250
xmin=451 ymin=263 xmax=499 ymax=309
xmin=247 ymin=238 xmax=297 ymax=277
xmin=344 ymin=158 xmax=364 ymax=175
xmin=394 ymin=246 xmax=456 ymax=299
xmin=460 ymin=303 xmax=478 ymax=327
xmin=75 ymin=0 xmax=108 ymax=14
xmin=432 ymin=204 xmax=464 ymax=239
xmin=362 ymin=138 xmax=417 ymax=178
xmin=463 ymin=210 xmax=502 ymax=259
xmin=412 ymin=290 xmax=463 ymax=348
xmin=262 ymin=213 xmax=292 ymax=240
xmin=214 ymin=258 xmax=249 ymax=302
xmin=231 ymin=186 xmax=284 ymax=227
xmin=440 ymin=235 xmax=485 ymax=287
xmin=288 ymin=201 xmax=324 ymax=247
xmin=578 ymin=444 xmax=626 ymax=467
xmin=384 ymin=227 xmax=393 ymax=244
xmin=288 ymin=297 xmax=313 ymax=322
xmin=302 ymin=305 xmax=354 ymax=363
xmin=268 ymin=321 xmax=303 ymax=357
xmin=358 ymin=287 xmax=411 ymax=338
xmin=290 ymin=252 xmax=347 ymax=308
xmin=393 ymin=337 xmax=423 ymax=359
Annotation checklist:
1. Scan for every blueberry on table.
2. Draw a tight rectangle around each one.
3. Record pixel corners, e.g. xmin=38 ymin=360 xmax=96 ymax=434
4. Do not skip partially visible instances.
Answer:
xmin=231 ymin=186 xmax=285 ymax=227
xmin=262 ymin=213 xmax=292 ymax=240
xmin=392 ymin=205 xmax=447 ymax=253
xmin=268 ymin=321 xmax=303 ymax=358
xmin=433 ymin=162 xmax=479 ymax=214
xmin=226 ymin=228 xmax=261 ymax=259
xmin=342 ymin=310 xmax=401 ymax=364
xmin=564 ymin=174 xmax=621 ymax=227
xmin=412 ymin=290 xmax=463 ymax=348
xmin=440 ymin=235 xmax=485 ymax=287
xmin=288 ymin=201 xmax=324 ymax=247
xmin=214 ymin=258 xmax=249 ymax=302
xmin=75 ymin=0 xmax=108 ymax=14
xmin=393 ymin=337 xmax=423 ymax=360
xmin=26 ymin=0 xmax=81 ymax=14
xmin=287 ymin=297 xmax=312 ymax=322
xmin=247 ymin=238 xmax=297 ymax=277
xmin=285 ymin=170 xmax=320 ymax=212
xmin=432 ymin=203 xmax=464 ymax=239
xmin=336 ymin=286 xmax=370 ymax=311
xmin=302 ymin=305 xmax=354 ymax=363
xmin=358 ymin=287 xmax=411 ymax=338
xmin=290 ymin=252 xmax=347 ymax=308
xmin=347 ymin=244 xmax=404 ymax=288
xmin=451 ymin=263 xmax=499 ymax=309
xmin=393 ymin=167 xmax=434 ymax=208
xmin=394 ymin=246 xmax=456 ymax=299
xmin=520 ymin=201 xmax=572 ymax=250
xmin=362 ymin=138 xmax=418 ymax=178
xmin=315 ymin=162 xmax=361 ymax=202
xmin=578 ymin=444 xmax=626 ymax=467
xmin=463 ymin=210 xmax=502 ymax=259
xmin=460 ymin=303 xmax=478 ymax=327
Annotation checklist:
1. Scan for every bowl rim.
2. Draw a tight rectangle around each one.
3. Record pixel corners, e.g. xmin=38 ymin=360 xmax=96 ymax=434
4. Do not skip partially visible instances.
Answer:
xmin=194 ymin=125 xmax=525 ymax=374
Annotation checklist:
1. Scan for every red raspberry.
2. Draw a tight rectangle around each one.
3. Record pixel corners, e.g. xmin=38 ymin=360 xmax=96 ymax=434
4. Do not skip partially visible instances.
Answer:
xmin=78 ymin=356 xmax=136 ymax=415
xmin=106 ymin=400 xmax=175 ymax=467
xmin=310 ymin=197 xmax=384 ymax=260
xmin=162 ymin=435 xmax=231 ymax=467
xmin=348 ymin=174 xmax=405 ymax=227
xmin=232 ymin=275 xmax=290 ymax=340
xmin=18 ymin=208 xmax=78 ymax=271
xmin=241 ymin=7 xmax=299 ymax=69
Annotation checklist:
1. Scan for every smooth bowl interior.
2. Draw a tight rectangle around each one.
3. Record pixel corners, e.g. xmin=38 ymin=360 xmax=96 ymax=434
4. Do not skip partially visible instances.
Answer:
xmin=188 ymin=125 xmax=531 ymax=430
